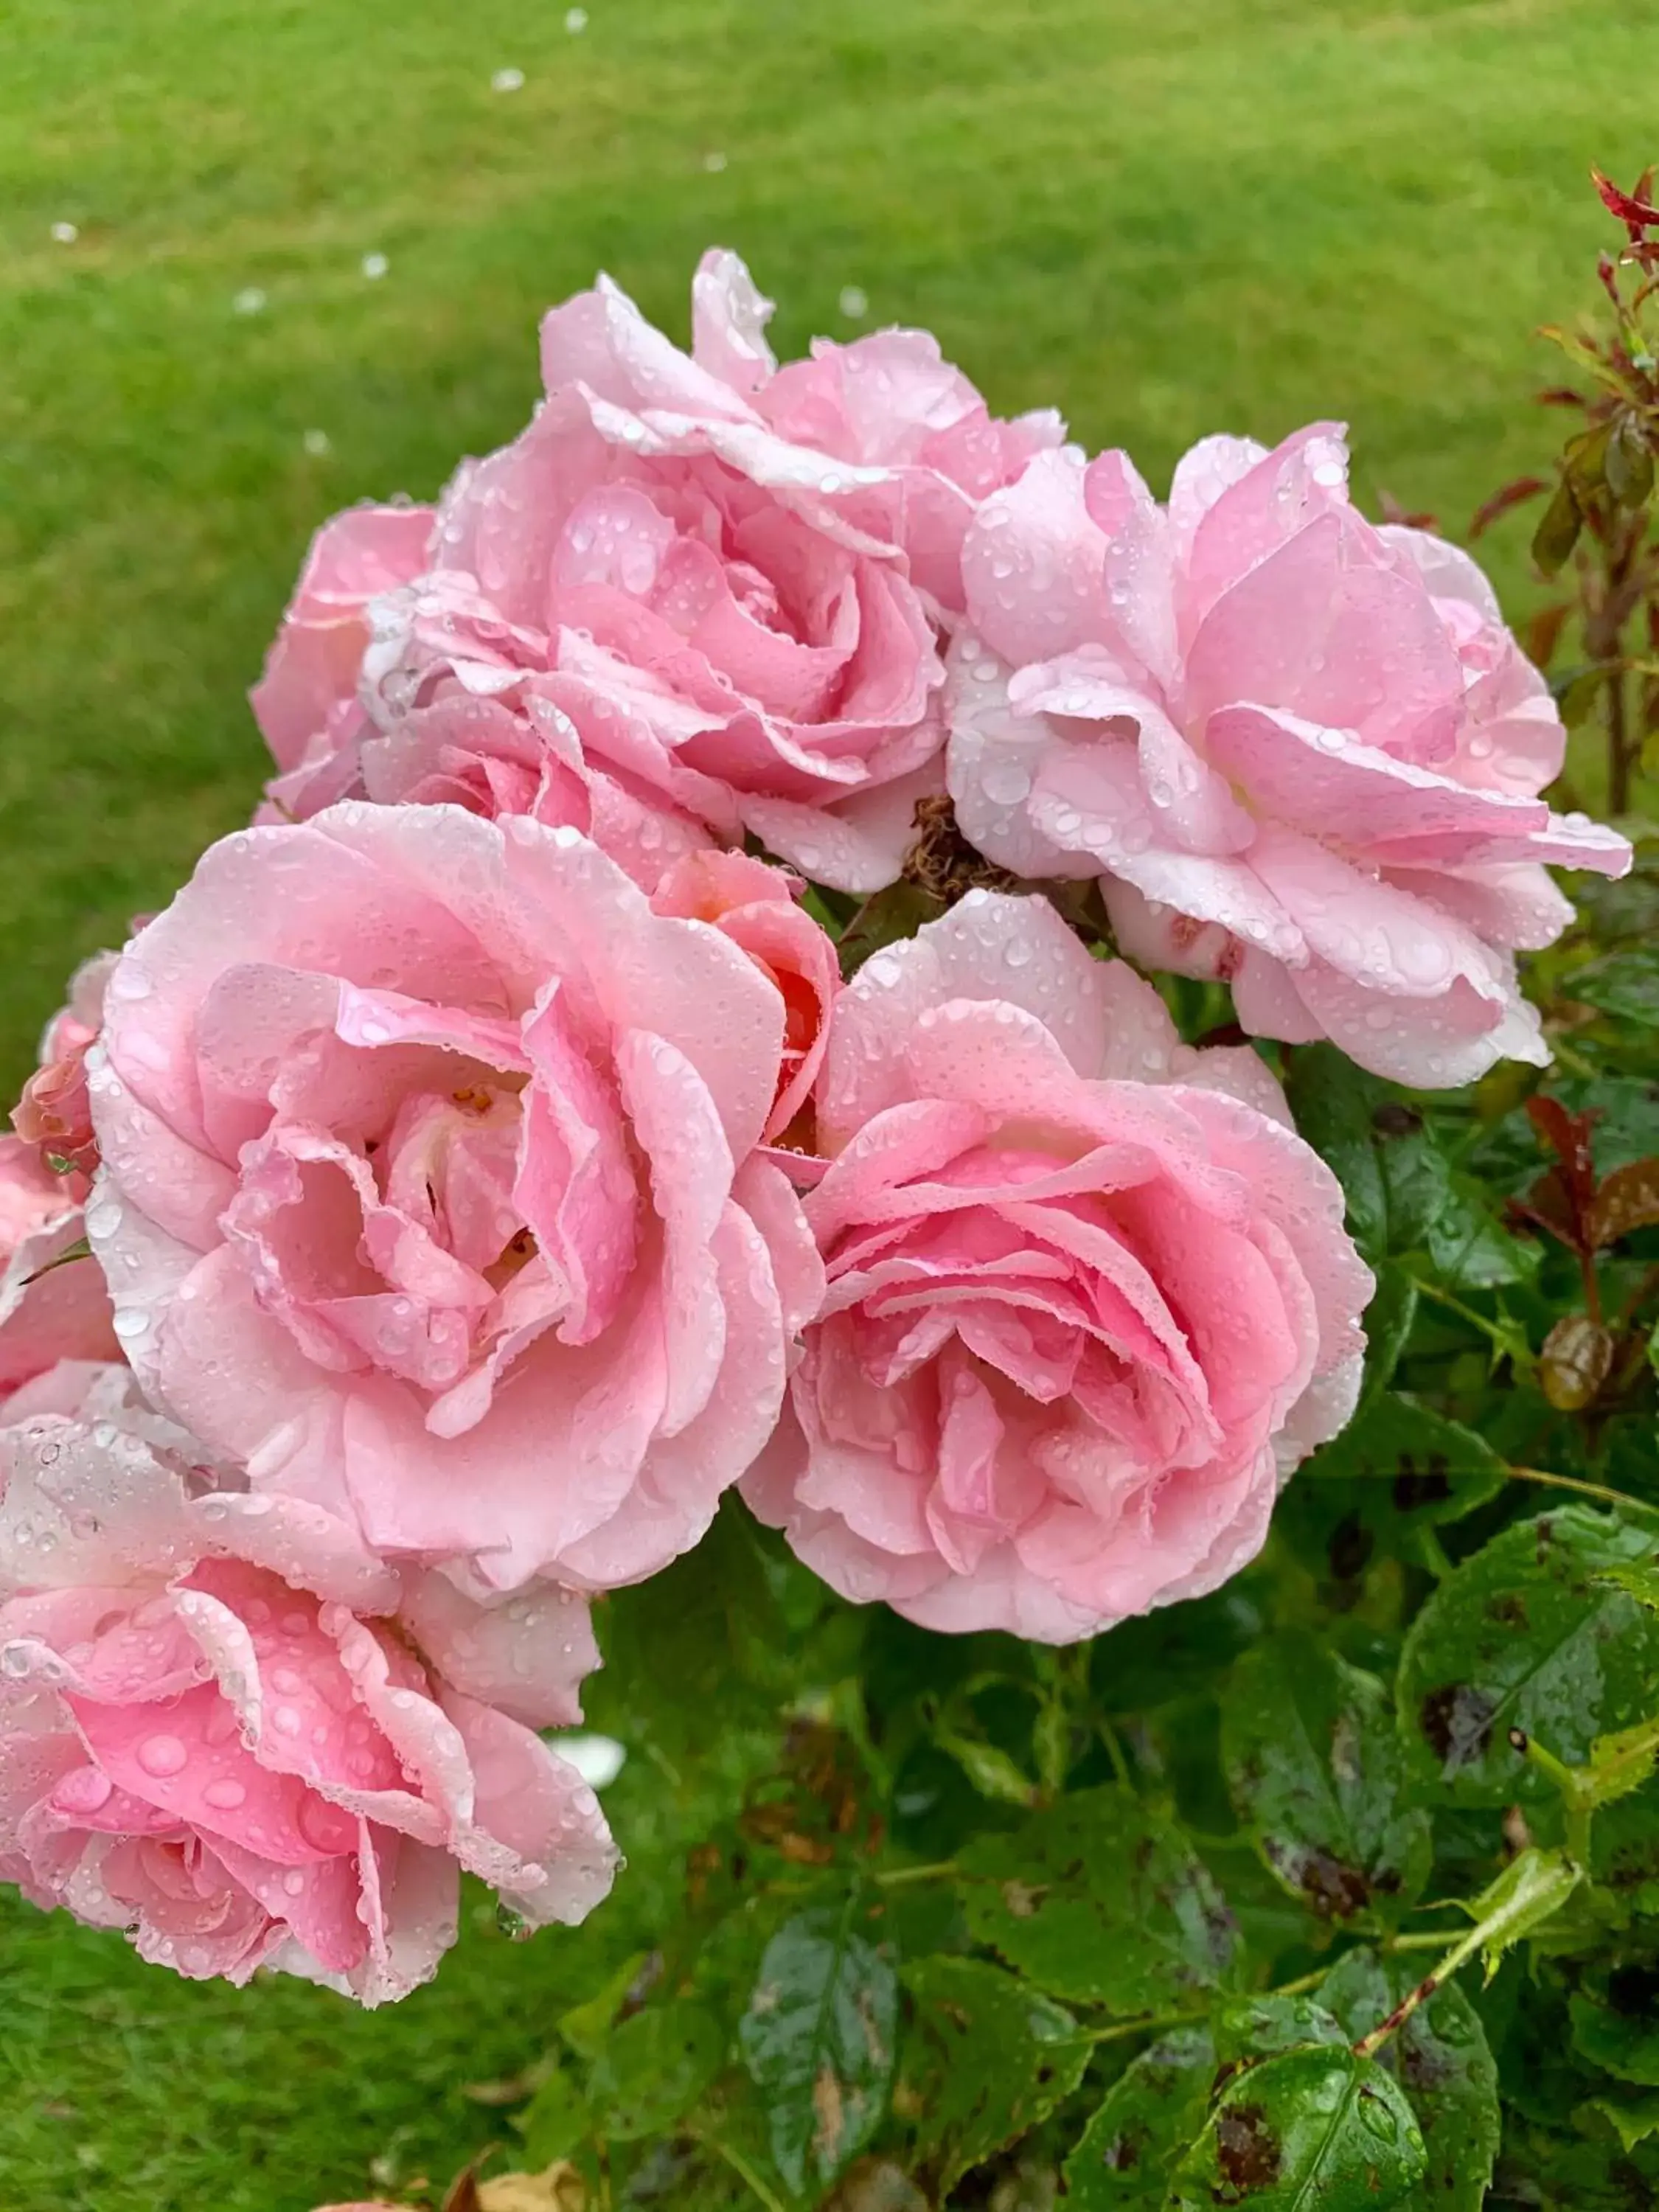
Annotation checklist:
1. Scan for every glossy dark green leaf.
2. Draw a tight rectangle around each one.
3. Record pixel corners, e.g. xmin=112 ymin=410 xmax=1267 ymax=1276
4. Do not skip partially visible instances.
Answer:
xmin=1212 ymin=1995 xmax=1347 ymax=2067
xmin=1397 ymin=1509 xmax=1659 ymax=1804
xmin=1166 ymin=2045 xmax=1426 ymax=2211
xmin=1573 ymin=949 xmax=1659 ymax=1028
xmin=738 ymin=1905 xmax=898 ymax=2193
xmin=1222 ymin=1632 xmax=1431 ymax=1922
xmin=1063 ymin=2025 xmax=1214 ymax=2211
xmin=1285 ymin=1049 xmax=1442 ymax=1263
xmin=587 ymin=2001 xmax=723 ymax=2141
xmin=1320 ymin=1946 xmax=1501 ymax=2211
xmin=1285 ymin=1390 xmax=1507 ymax=1583
xmin=1572 ymin=1975 xmax=1659 ymax=2087
xmin=1354 ymin=1265 xmax=1418 ymax=1411
xmin=1592 ymin=1774 xmax=1659 ymax=1915
xmin=900 ymin=1956 xmax=1088 ymax=2194
xmin=958 ymin=1785 xmax=1236 ymax=2010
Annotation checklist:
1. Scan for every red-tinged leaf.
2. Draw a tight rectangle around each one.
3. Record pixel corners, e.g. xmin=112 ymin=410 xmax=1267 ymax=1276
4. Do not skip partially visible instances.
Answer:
xmin=1589 ymin=1158 xmax=1659 ymax=1248
xmin=1536 ymin=386 xmax=1589 ymax=408
xmin=1510 ymin=1169 xmax=1582 ymax=1251
xmin=1525 ymin=601 xmax=1574 ymax=670
xmin=1377 ymin=488 xmax=1439 ymax=530
xmin=1594 ymin=167 xmax=1659 ymax=232
xmin=1532 ymin=477 xmax=1583 ymax=577
xmin=1540 ymin=1315 xmax=1617 ymax=1412
xmin=1526 ymin=1096 xmax=1600 ymax=1236
xmin=1470 ymin=476 xmax=1549 ymax=539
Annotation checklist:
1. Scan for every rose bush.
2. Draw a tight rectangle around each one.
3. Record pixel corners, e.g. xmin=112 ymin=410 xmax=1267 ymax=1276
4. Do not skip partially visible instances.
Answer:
xmin=83 ymin=804 xmax=827 ymax=1594
xmin=256 ymin=251 xmax=1064 ymax=894
xmin=946 ymin=425 xmax=1631 ymax=1084
xmin=0 ymin=1364 xmax=614 ymax=2000
xmin=744 ymin=891 xmax=1371 ymax=1640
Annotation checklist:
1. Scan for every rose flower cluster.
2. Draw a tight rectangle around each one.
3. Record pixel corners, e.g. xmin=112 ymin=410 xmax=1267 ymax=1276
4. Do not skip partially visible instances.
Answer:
xmin=1 ymin=251 xmax=1627 ymax=1999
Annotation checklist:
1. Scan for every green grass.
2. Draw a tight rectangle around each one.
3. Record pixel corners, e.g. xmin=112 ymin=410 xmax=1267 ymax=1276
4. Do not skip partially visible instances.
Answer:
xmin=1 ymin=1 xmax=1658 ymax=2205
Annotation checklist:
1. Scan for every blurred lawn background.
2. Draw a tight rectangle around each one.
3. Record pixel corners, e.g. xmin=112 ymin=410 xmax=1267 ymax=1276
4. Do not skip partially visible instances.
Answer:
xmin=2 ymin=1 xmax=1658 ymax=2205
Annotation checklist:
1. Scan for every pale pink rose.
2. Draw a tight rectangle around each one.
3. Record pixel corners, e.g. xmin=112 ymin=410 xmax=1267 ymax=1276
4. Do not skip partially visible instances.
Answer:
xmin=742 ymin=892 xmax=1372 ymax=1642
xmin=946 ymin=427 xmax=1630 ymax=1085
xmin=650 ymin=849 xmax=840 ymax=1143
xmin=85 ymin=803 xmax=825 ymax=1593
xmin=0 ymin=1365 xmax=615 ymax=2001
xmin=257 ymin=251 xmax=1063 ymax=894
xmin=1 ymin=954 xmax=121 ymax=1405
xmin=253 ymin=503 xmax=438 ymax=821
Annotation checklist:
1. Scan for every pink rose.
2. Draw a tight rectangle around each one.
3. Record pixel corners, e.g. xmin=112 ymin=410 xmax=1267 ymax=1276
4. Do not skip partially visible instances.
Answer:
xmin=86 ymin=803 xmax=824 ymax=1593
xmin=0 ymin=1366 xmax=615 ymax=2000
xmin=947 ymin=427 xmax=1630 ymax=1085
xmin=1 ymin=956 xmax=120 ymax=1405
xmin=743 ymin=892 xmax=1372 ymax=1642
xmin=257 ymin=251 xmax=1063 ymax=894
xmin=253 ymin=503 xmax=437 ymax=821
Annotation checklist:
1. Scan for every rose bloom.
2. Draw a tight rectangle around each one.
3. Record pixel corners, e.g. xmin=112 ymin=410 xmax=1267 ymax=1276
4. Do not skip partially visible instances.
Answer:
xmin=256 ymin=250 xmax=1063 ymax=893
xmin=743 ymin=892 xmax=1372 ymax=1642
xmin=947 ymin=425 xmax=1630 ymax=1085
xmin=0 ymin=1363 xmax=615 ymax=2000
xmin=85 ymin=804 xmax=826 ymax=1593
xmin=1 ymin=956 xmax=119 ymax=1405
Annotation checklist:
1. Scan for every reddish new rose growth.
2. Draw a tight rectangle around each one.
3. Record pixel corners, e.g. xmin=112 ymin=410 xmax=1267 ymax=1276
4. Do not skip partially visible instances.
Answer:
xmin=10 ymin=951 xmax=111 ymax=1181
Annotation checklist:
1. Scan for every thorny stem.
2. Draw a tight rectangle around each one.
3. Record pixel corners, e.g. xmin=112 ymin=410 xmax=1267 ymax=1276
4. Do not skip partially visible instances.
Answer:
xmin=1079 ymin=1968 xmax=1332 ymax=2049
xmin=1354 ymin=1857 xmax=1583 ymax=2061
xmin=1408 ymin=1275 xmax=1527 ymax=1359
xmin=1096 ymin=1715 xmax=1135 ymax=1792
xmin=874 ymin=1860 xmax=959 ymax=1890
xmin=1506 ymin=1463 xmax=1659 ymax=1517
xmin=1510 ymin=1729 xmax=1596 ymax=1863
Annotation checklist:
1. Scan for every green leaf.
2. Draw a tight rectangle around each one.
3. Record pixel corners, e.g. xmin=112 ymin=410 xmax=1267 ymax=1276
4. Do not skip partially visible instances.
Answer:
xmin=1062 ymin=2025 xmax=1214 ymax=2211
xmin=932 ymin=1728 xmax=1040 ymax=1809
xmin=1212 ymin=1995 xmax=1347 ymax=2067
xmin=1320 ymin=1946 xmax=1500 ymax=2211
xmin=1532 ymin=475 xmax=1583 ymax=576
xmin=834 ymin=880 xmax=945 ymax=978
xmin=1284 ymin=1048 xmax=1421 ymax=1262
xmin=900 ymin=1956 xmax=1089 ymax=2196
xmin=957 ymin=1785 xmax=1236 ymax=2010
xmin=1582 ymin=2091 xmax=1659 ymax=2152
xmin=557 ymin=1952 xmax=653 ymax=2060
xmin=1592 ymin=1774 xmax=1659 ymax=1913
xmin=1397 ymin=1509 xmax=1659 ymax=1804
xmin=1354 ymin=1266 xmax=1418 ymax=1411
xmin=737 ymin=1905 xmax=898 ymax=2194
xmin=1573 ymin=948 xmax=1659 ymax=1028
xmin=1459 ymin=1846 xmax=1582 ymax=1980
xmin=1424 ymin=1170 xmax=1537 ymax=1290
xmin=1165 ymin=2046 xmax=1427 ymax=2211
xmin=1222 ymin=1632 xmax=1431 ymax=1922
xmin=516 ymin=2065 xmax=590 ymax=2168
xmin=1281 ymin=1391 xmax=1507 ymax=1585
xmin=586 ymin=2002 xmax=723 ymax=2142
xmin=1572 ymin=1975 xmax=1659 ymax=2087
